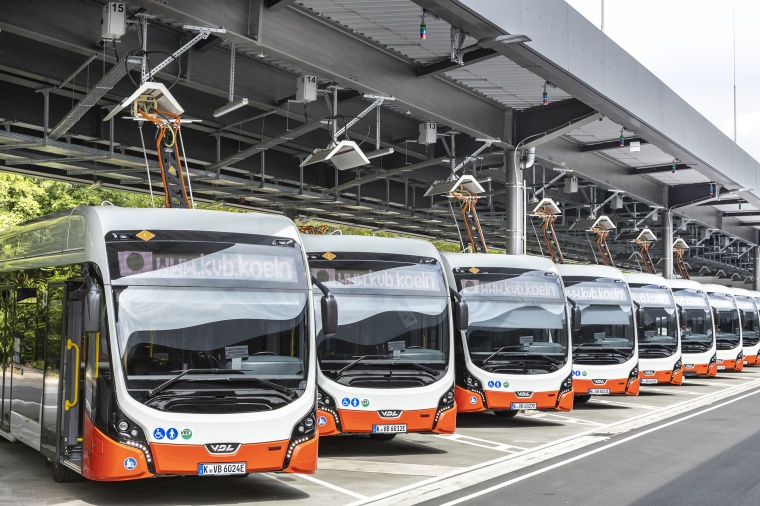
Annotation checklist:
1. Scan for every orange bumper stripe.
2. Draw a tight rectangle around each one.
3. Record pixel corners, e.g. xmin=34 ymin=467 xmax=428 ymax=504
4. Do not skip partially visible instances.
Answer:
xmin=151 ymin=439 xmax=290 ymax=474
xmin=338 ymin=407 xmax=438 ymax=433
xmin=455 ymin=386 xmax=485 ymax=413
xmin=573 ymin=378 xmax=629 ymax=395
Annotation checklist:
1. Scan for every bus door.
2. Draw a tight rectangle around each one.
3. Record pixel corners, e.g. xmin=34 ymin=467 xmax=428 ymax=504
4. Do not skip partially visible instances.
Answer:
xmin=52 ymin=284 xmax=85 ymax=466
xmin=40 ymin=284 xmax=64 ymax=458
xmin=0 ymin=287 xmax=12 ymax=434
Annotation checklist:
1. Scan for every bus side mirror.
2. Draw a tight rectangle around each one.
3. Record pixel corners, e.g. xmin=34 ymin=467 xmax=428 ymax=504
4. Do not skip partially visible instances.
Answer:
xmin=572 ymin=306 xmax=582 ymax=332
xmin=636 ymin=307 xmax=646 ymax=329
xmin=712 ymin=307 xmax=720 ymax=323
xmin=83 ymin=283 xmax=101 ymax=333
xmin=321 ymin=295 xmax=338 ymax=336
xmin=679 ymin=308 xmax=688 ymax=327
xmin=454 ymin=299 xmax=469 ymax=332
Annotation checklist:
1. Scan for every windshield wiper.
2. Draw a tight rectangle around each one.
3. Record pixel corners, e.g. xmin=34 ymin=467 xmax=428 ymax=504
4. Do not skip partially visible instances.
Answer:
xmin=147 ymin=369 xmax=297 ymax=401
xmin=394 ymin=361 xmax=439 ymax=376
xmin=147 ymin=369 xmax=244 ymax=399
xmin=572 ymin=344 xmax=632 ymax=359
xmin=332 ymin=355 xmax=388 ymax=380
xmin=482 ymin=346 xmax=521 ymax=365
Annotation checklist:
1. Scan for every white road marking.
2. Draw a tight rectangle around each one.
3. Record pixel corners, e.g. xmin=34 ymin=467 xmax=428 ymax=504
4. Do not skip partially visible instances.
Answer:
xmin=588 ymin=399 xmax=657 ymax=409
xmin=529 ymin=412 xmax=605 ymax=426
xmin=294 ymin=473 xmax=368 ymax=500
xmin=434 ymin=434 xmax=517 ymax=453
xmin=317 ymin=459 xmax=461 ymax=477
xmin=438 ymin=388 xmax=760 ymax=505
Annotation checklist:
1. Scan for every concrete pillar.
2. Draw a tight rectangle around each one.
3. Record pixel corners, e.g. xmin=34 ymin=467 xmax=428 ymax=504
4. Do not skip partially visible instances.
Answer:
xmin=504 ymin=151 xmax=524 ymax=255
xmin=662 ymin=209 xmax=674 ymax=279
xmin=754 ymin=246 xmax=760 ymax=291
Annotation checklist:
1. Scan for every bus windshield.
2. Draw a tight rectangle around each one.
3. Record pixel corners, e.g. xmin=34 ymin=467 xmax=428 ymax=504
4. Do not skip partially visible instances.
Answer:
xmin=630 ymin=285 xmax=678 ymax=358
xmin=735 ymin=296 xmax=759 ymax=346
xmin=454 ymin=269 xmax=568 ymax=374
xmin=564 ymin=278 xmax=635 ymax=365
xmin=673 ymin=289 xmax=715 ymax=353
xmin=311 ymin=258 xmax=449 ymax=388
xmin=708 ymin=293 xmax=741 ymax=350
xmin=108 ymin=233 xmax=311 ymax=413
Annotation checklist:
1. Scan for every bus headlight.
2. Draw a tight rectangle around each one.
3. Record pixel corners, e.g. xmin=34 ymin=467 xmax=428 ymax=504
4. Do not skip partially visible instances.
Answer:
xmin=626 ymin=363 xmax=640 ymax=391
xmin=107 ymin=404 xmax=155 ymax=473
xmin=433 ymin=385 xmax=456 ymax=428
xmin=283 ymin=405 xmax=317 ymax=469
xmin=316 ymin=387 xmax=342 ymax=431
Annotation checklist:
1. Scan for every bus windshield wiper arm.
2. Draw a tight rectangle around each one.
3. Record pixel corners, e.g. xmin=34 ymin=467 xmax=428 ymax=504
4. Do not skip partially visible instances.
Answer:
xmin=482 ymin=346 xmax=521 ymax=365
xmin=395 ymin=361 xmax=439 ymax=376
xmin=332 ymin=355 xmax=388 ymax=380
xmin=147 ymin=368 xmax=244 ymax=399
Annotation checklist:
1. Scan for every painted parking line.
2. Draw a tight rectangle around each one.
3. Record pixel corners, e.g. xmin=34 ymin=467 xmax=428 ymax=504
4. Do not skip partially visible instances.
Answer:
xmin=588 ymin=399 xmax=657 ymax=409
xmin=317 ymin=459 xmax=462 ymax=477
xmin=293 ymin=473 xmax=368 ymax=500
xmin=435 ymin=434 xmax=526 ymax=453
xmin=527 ymin=412 xmax=605 ymax=426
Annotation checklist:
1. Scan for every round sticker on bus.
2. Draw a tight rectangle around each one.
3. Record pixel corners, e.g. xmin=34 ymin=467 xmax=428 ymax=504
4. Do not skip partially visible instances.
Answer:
xmin=469 ymin=396 xmax=477 ymax=405
xmin=341 ymin=398 xmax=351 ymax=407
xmin=153 ymin=428 xmax=165 ymax=440
xmin=181 ymin=428 xmax=192 ymax=440
xmin=124 ymin=457 xmax=137 ymax=471
xmin=317 ymin=416 xmax=327 ymax=426
xmin=361 ymin=398 xmax=370 ymax=408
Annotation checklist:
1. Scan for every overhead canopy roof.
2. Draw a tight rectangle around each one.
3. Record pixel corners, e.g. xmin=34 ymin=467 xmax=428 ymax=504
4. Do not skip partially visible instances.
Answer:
xmin=0 ymin=0 xmax=756 ymax=278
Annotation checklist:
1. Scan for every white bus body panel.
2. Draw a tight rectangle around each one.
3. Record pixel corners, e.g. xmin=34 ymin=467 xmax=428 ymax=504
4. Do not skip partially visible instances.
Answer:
xmin=667 ymin=279 xmax=717 ymax=375
xmin=441 ymin=253 xmax=573 ymax=412
xmin=624 ymin=272 xmax=682 ymax=385
xmin=303 ymin=235 xmax=455 ymax=434
xmin=703 ymin=283 xmax=744 ymax=370
xmin=729 ymin=287 xmax=760 ymax=365
xmin=558 ymin=264 xmax=639 ymax=396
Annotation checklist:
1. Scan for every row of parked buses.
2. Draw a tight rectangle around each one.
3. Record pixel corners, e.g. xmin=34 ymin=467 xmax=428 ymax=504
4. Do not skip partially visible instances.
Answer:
xmin=0 ymin=207 xmax=757 ymax=483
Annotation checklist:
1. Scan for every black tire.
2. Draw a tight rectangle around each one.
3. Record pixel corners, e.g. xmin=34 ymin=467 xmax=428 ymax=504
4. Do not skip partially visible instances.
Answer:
xmin=50 ymin=461 xmax=83 ymax=483
xmin=574 ymin=395 xmax=592 ymax=404
xmin=493 ymin=410 xmax=518 ymax=418
xmin=368 ymin=433 xmax=397 ymax=441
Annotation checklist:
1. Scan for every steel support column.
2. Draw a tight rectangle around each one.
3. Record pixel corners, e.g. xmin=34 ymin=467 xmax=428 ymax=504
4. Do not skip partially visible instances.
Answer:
xmin=755 ymin=246 xmax=760 ymax=291
xmin=504 ymin=151 xmax=524 ymax=255
xmin=662 ymin=208 xmax=674 ymax=279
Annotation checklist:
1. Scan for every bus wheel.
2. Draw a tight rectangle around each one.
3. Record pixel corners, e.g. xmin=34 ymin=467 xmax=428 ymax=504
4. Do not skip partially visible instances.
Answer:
xmin=574 ymin=395 xmax=592 ymax=404
xmin=368 ymin=434 xmax=396 ymax=441
xmin=493 ymin=410 xmax=518 ymax=418
xmin=50 ymin=461 xmax=82 ymax=483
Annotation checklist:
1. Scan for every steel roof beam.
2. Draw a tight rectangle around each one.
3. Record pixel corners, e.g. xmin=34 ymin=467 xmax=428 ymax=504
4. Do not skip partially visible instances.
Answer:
xmin=418 ymin=47 xmax=498 ymax=77
xmin=580 ymin=138 xmax=649 ymax=152
xmin=724 ymin=211 xmax=760 ymax=217
xmin=629 ymin=163 xmax=690 ymax=175
xmin=511 ymin=98 xmax=600 ymax=149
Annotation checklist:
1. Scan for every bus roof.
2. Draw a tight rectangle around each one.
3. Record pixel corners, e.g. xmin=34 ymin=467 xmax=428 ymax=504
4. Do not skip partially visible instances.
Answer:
xmin=301 ymin=234 xmax=441 ymax=258
xmin=439 ymin=252 xmax=559 ymax=273
xmin=556 ymin=263 xmax=625 ymax=281
xmin=623 ymin=272 xmax=669 ymax=287
xmin=666 ymin=278 xmax=705 ymax=291
xmin=700 ymin=283 xmax=736 ymax=296
xmin=729 ymin=286 xmax=754 ymax=297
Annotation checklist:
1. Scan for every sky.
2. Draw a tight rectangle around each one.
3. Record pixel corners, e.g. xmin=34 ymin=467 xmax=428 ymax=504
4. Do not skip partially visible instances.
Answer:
xmin=565 ymin=0 xmax=760 ymax=162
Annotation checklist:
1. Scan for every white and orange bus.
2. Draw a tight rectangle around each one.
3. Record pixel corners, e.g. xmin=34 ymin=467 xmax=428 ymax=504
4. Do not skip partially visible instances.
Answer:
xmin=558 ymin=264 xmax=640 ymax=402
xmin=304 ymin=236 xmax=460 ymax=440
xmin=667 ymin=279 xmax=717 ymax=377
xmin=440 ymin=253 xmax=575 ymax=417
xmin=729 ymin=287 xmax=760 ymax=366
xmin=702 ymin=284 xmax=744 ymax=371
xmin=624 ymin=273 xmax=683 ymax=385
xmin=0 ymin=206 xmax=325 ymax=481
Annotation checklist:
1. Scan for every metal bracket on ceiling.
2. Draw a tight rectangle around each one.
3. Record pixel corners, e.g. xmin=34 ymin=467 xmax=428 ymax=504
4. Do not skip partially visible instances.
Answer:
xmin=591 ymin=190 xmax=624 ymax=217
xmin=635 ymin=206 xmax=663 ymax=228
xmin=450 ymin=27 xmax=468 ymax=65
xmin=534 ymin=169 xmax=570 ymax=199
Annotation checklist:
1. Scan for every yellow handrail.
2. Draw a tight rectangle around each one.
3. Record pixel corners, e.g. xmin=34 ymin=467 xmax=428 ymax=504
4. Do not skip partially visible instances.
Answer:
xmin=64 ymin=339 xmax=79 ymax=411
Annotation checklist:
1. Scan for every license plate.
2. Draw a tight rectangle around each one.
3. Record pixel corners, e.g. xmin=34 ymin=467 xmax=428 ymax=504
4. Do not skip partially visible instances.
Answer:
xmin=641 ymin=378 xmax=658 ymax=385
xmin=372 ymin=424 xmax=407 ymax=433
xmin=588 ymin=388 xmax=610 ymax=395
xmin=198 ymin=462 xmax=246 ymax=476
xmin=510 ymin=402 xmax=537 ymax=410
xmin=717 ymin=365 xmax=726 ymax=370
